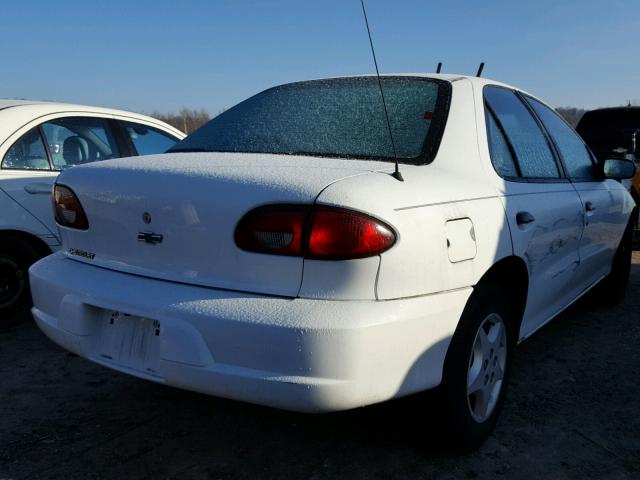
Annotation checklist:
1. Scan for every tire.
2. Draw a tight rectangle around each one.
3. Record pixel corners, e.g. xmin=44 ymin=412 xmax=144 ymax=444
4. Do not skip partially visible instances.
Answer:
xmin=0 ymin=235 xmax=41 ymax=328
xmin=439 ymin=282 xmax=516 ymax=450
xmin=595 ymin=214 xmax=635 ymax=305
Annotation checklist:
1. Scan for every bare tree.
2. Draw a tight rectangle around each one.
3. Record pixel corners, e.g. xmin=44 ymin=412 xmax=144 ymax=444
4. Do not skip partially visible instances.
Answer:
xmin=147 ymin=108 xmax=211 ymax=134
xmin=556 ymin=107 xmax=588 ymax=128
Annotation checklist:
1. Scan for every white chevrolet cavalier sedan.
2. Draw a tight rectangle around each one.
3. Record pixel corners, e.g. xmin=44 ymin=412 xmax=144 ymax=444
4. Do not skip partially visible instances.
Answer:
xmin=0 ymin=100 xmax=184 ymax=320
xmin=30 ymin=75 xmax=637 ymax=446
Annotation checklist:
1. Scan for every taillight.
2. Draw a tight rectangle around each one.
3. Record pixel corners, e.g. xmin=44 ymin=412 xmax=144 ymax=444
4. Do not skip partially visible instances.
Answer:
xmin=307 ymin=206 xmax=396 ymax=258
xmin=235 ymin=205 xmax=308 ymax=255
xmin=53 ymin=184 xmax=89 ymax=230
xmin=235 ymin=204 xmax=396 ymax=259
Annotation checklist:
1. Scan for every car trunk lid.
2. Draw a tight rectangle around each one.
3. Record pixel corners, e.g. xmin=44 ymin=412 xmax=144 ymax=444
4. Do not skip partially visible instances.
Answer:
xmin=56 ymin=152 xmax=391 ymax=297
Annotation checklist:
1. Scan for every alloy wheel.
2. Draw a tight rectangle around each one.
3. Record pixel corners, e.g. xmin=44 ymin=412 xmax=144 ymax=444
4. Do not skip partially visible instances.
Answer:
xmin=466 ymin=313 xmax=508 ymax=423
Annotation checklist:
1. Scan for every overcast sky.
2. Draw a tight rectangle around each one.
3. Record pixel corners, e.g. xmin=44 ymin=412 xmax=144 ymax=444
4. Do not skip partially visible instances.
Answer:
xmin=1 ymin=0 xmax=638 ymax=114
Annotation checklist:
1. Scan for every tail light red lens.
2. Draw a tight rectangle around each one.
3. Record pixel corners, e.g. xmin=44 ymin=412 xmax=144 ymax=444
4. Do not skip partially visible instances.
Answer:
xmin=307 ymin=206 xmax=396 ymax=258
xmin=53 ymin=184 xmax=89 ymax=230
xmin=235 ymin=204 xmax=396 ymax=259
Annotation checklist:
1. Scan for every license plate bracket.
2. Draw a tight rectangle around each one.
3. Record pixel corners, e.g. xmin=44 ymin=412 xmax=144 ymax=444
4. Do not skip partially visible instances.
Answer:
xmin=95 ymin=311 xmax=162 ymax=376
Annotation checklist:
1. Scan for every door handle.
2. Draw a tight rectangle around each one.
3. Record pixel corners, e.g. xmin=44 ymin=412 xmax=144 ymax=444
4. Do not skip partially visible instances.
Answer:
xmin=585 ymin=201 xmax=596 ymax=212
xmin=516 ymin=211 xmax=536 ymax=226
xmin=24 ymin=183 xmax=52 ymax=195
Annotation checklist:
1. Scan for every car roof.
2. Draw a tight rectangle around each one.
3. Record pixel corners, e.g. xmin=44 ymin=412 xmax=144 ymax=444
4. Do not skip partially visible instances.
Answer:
xmin=283 ymin=73 xmax=540 ymax=103
xmin=586 ymin=106 xmax=640 ymax=112
xmin=0 ymin=99 xmax=48 ymax=110
xmin=0 ymin=98 xmax=164 ymax=120
xmin=0 ymin=98 xmax=185 ymax=140
xmin=581 ymin=106 xmax=640 ymax=116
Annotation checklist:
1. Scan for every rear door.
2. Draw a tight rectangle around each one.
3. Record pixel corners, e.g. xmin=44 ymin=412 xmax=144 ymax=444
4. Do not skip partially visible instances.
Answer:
xmin=0 ymin=116 xmax=121 ymax=240
xmin=525 ymin=96 xmax=628 ymax=284
xmin=0 ymin=126 xmax=58 ymax=236
xmin=484 ymin=86 xmax=585 ymax=338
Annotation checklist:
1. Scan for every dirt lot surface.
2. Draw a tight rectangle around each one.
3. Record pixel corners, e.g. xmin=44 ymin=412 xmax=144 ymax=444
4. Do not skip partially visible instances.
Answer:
xmin=1 ymin=251 xmax=639 ymax=480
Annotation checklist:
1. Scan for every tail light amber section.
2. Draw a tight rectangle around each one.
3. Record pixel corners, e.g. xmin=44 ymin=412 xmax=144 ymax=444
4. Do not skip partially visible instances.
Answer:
xmin=53 ymin=184 xmax=89 ymax=230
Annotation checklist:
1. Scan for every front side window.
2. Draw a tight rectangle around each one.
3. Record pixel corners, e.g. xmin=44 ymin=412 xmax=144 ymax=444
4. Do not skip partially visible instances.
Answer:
xmin=484 ymin=87 xmax=560 ymax=179
xmin=122 ymin=122 xmax=179 ymax=155
xmin=169 ymin=77 xmax=451 ymax=164
xmin=40 ymin=117 xmax=119 ymax=169
xmin=2 ymin=128 xmax=50 ymax=170
xmin=526 ymin=97 xmax=596 ymax=179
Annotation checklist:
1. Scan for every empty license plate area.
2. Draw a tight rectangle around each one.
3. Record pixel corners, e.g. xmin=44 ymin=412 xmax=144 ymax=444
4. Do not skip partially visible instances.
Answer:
xmin=95 ymin=311 xmax=162 ymax=377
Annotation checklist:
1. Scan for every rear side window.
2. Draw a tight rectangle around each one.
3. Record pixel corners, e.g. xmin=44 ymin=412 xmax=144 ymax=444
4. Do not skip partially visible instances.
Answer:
xmin=485 ymin=106 xmax=518 ymax=177
xmin=484 ymin=87 xmax=560 ymax=179
xmin=526 ymin=97 xmax=595 ymax=179
xmin=2 ymin=128 xmax=51 ymax=170
xmin=122 ymin=122 xmax=178 ymax=156
xmin=40 ymin=117 xmax=119 ymax=170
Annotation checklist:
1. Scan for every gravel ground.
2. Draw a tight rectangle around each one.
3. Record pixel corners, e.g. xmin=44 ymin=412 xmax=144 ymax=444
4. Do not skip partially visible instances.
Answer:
xmin=1 ymin=250 xmax=639 ymax=480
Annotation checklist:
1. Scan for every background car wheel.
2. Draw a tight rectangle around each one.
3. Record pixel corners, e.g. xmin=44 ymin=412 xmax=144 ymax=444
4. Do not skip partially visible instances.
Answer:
xmin=594 ymin=213 xmax=635 ymax=305
xmin=439 ymin=282 xmax=516 ymax=450
xmin=0 ymin=235 xmax=41 ymax=329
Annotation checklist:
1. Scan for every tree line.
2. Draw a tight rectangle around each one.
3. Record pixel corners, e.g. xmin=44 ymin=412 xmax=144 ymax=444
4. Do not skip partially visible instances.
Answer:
xmin=147 ymin=108 xmax=211 ymax=134
xmin=555 ymin=107 xmax=588 ymax=128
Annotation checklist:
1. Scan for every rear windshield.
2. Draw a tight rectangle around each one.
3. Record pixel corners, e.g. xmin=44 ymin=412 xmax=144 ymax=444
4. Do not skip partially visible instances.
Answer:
xmin=576 ymin=109 xmax=640 ymax=159
xmin=169 ymin=77 xmax=451 ymax=164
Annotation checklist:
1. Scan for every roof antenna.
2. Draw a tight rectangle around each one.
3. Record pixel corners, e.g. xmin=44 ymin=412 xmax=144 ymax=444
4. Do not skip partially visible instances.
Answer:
xmin=436 ymin=62 xmax=443 ymax=73
xmin=359 ymin=0 xmax=403 ymax=182
xmin=476 ymin=62 xmax=485 ymax=77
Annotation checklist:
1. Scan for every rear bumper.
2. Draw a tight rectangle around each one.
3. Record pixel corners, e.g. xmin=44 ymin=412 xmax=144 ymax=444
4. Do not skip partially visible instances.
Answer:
xmin=30 ymin=253 xmax=471 ymax=412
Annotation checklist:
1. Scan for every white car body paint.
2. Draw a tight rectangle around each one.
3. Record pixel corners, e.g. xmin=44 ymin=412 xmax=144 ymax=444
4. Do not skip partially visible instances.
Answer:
xmin=0 ymin=100 xmax=185 ymax=251
xmin=31 ymin=253 xmax=471 ymax=411
xmin=30 ymin=75 xmax=636 ymax=413
xmin=0 ymin=186 xmax=59 ymax=247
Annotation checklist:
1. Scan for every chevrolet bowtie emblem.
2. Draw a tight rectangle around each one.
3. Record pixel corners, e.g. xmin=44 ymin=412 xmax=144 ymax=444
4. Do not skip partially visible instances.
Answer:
xmin=137 ymin=232 xmax=164 ymax=245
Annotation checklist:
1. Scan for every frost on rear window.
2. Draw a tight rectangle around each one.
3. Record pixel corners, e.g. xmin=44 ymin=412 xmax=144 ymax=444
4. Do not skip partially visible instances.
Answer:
xmin=169 ymin=77 xmax=449 ymax=163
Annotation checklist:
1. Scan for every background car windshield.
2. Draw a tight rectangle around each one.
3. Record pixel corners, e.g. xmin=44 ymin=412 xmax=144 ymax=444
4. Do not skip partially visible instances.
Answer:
xmin=169 ymin=77 xmax=448 ymax=163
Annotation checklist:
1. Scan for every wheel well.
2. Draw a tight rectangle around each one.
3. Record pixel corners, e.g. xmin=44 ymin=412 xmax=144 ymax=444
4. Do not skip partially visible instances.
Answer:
xmin=475 ymin=256 xmax=529 ymax=339
xmin=0 ymin=230 xmax=52 ymax=259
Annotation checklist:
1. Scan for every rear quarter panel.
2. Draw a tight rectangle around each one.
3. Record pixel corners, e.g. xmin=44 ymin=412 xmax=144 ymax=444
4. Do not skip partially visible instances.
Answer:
xmin=315 ymin=171 xmax=511 ymax=300
xmin=313 ymin=78 xmax=513 ymax=300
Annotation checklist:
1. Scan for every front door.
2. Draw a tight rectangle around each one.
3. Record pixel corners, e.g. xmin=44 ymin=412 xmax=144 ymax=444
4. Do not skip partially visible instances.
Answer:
xmin=524 ymin=95 xmax=630 ymax=288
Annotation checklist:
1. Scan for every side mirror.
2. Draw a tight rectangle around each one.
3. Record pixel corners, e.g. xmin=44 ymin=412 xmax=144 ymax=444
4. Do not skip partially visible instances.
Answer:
xmin=603 ymin=158 xmax=637 ymax=179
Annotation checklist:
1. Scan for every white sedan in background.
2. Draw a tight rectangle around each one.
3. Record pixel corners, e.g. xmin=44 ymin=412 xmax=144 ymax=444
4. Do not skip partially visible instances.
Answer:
xmin=0 ymin=100 xmax=184 ymax=320
xmin=29 ymin=75 xmax=636 ymax=448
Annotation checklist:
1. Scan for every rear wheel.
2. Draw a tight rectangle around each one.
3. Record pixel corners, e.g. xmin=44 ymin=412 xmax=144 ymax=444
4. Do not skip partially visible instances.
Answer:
xmin=0 ymin=236 xmax=41 ymax=328
xmin=439 ymin=283 xmax=516 ymax=450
